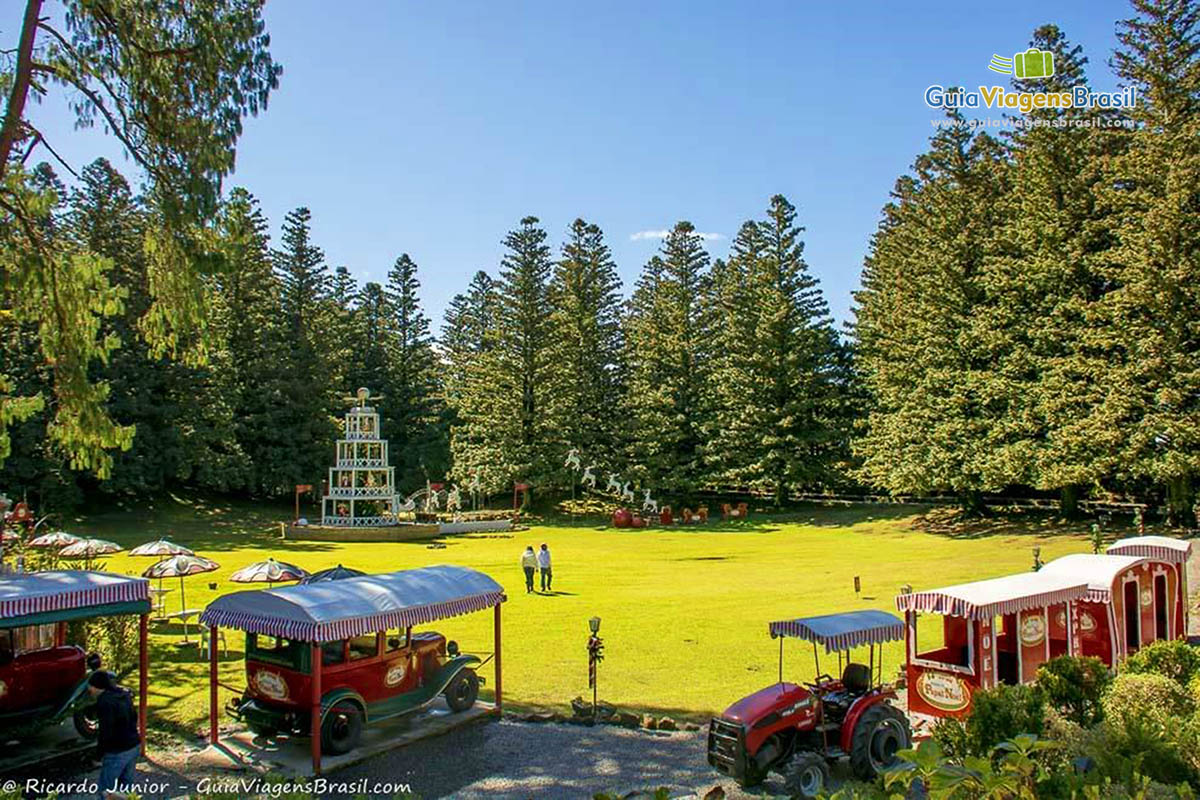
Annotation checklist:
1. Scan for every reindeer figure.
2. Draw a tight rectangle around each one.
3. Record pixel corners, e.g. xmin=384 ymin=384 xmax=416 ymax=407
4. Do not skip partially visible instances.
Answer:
xmin=425 ymin=489 xmax=441 ymax=513
xmin=582 ymin=464 xmax=598 ymax=489
xmin=446 ymin=485 xmax=462 ymax=513
xmin=605 ymin=473 xmax=622 ymax=494
xmin=642 ymin=489 xmax=659 ymax=514
xmin=621 ymin=482 xmax=635 ymax=504
xmin=564 ymin=448 xmax=582 ymax=471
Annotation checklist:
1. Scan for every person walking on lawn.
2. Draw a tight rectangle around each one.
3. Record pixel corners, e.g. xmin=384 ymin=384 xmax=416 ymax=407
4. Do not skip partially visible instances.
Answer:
xmin=538 ymin=542 xmax=553 ymax=592
xmin=521 ymin=545 xmax=537 ymax=593
xmin=89 ymin=669 xmax=141 ymax=799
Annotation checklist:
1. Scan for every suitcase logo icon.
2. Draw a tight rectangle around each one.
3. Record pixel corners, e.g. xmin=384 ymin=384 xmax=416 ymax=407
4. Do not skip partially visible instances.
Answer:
xmin=988 ymin=48 xmax=1055 ymax=79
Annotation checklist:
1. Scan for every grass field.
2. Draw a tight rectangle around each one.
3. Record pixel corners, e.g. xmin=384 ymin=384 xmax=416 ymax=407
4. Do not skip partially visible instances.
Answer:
xmin=52 ymin=496 xmax=1106 ymax=739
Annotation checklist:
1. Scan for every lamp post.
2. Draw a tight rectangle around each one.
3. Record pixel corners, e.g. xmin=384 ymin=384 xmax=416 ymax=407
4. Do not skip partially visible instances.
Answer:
xmin=587 ymin=616 xmax=604 ymax=719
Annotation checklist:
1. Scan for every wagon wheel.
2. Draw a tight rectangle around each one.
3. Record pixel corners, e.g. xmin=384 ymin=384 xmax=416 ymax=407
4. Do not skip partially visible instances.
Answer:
xmin=444 ymin=668 xmax=479 ymax=712
xmin=782 ymin=750 xmax=830 ymax=799
xmin=73 ymin=705 xmax=99 ymax=740
xmin=849 ymin=703 xmax=911 ymax=780
xmin=320 ymin=700 xmax=364 ymax=755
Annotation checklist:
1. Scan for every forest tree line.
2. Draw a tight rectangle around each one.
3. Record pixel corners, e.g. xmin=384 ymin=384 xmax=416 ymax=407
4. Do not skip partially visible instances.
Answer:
xmin=2 ymin=1 xmax=1199 ymax=523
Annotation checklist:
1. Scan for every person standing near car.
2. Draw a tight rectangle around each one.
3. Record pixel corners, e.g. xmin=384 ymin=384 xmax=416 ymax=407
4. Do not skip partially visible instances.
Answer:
xmin=537 ymin=542 xmax=552 ymax=592
xmin=521 ymin=545 xmax=537 ymax=593
xmin=89 ymin=670 xmax=140 ymax=799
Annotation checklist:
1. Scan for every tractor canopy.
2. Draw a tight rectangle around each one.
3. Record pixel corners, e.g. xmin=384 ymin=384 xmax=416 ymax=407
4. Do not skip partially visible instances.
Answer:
xmin=769 ymin=610 xmax=905 ymax=654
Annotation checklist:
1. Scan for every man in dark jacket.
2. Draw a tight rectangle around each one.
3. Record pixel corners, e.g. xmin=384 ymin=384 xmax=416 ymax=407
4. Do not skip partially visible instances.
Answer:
xmin=88 ymin=670 xmax=140 ymax=798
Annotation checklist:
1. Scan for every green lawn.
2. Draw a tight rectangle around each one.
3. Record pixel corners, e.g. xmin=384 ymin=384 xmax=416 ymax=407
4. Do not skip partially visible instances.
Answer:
xmin=56 ymin=496 xmax=1103 ymax=738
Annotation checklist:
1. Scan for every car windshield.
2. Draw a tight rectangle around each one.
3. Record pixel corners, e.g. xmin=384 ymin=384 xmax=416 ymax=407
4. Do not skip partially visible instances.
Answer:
xmin=247 ymin=634 xmax=303 ymax=669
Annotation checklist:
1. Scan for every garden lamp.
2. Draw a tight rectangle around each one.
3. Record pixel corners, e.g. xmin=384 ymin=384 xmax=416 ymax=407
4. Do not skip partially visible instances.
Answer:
xmin=588 ymin=616 xmax=601 ymax=634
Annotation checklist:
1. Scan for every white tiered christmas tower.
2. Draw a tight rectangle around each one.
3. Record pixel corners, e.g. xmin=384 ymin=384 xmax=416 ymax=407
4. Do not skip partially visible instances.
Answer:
xmin=321 ymin=388 xmax=403 ymax=526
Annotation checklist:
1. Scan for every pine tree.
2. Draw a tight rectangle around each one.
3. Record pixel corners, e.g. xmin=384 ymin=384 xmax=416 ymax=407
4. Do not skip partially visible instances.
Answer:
xmin=625 ymin=222 xmax=715 ymax=493
xmin=1097 ymin=0 xmax=1200 ymax=524
xmin=383 ymin=254 xmax=442 ymax=488
xmin=709 ymin=196 xmax=847 ymax=503
xmin=546 ymin=219 xmax=625 ymax=477
xmin=272 ymin=207 xmax=338 ymax=491
xmin=853 ymin=107 xmax=1010 ymax=512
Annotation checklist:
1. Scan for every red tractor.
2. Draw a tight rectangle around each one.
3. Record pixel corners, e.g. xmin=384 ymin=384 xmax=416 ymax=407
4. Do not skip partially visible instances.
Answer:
xmin=707 ymin=610 xmax=911 ymax=798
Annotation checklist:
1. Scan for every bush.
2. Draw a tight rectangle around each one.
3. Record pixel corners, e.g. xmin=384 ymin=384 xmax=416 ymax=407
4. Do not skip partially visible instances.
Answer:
xmin=964 ymin=684 xmax=1046 ymax=757
xmin=1103 ymin=673 xmax=1195 ymax=733
xmin=1037 ymin=655 xmax=1112 ymax=726
xmin=1087 ymin=715 xmax=1197 ymax=790
xmin=930 ymin=715 xmax=970 ymax=759
xmin=1125 ymin=640 xmax=1200 ymax=688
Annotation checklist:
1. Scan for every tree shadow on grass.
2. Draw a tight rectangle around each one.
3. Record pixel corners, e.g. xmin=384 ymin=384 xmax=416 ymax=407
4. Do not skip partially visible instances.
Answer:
xmin=910 ymin=506 xmax=1109 ymax=541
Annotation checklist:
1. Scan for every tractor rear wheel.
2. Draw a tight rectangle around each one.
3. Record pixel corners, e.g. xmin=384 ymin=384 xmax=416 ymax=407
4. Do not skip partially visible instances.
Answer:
xmin=320 ymin=700 xmax=364 ymax=755
xmin=781 ymin=751 xmax=830 ymax=799
xmin=849 ymin=703 xmax=911 ymax=781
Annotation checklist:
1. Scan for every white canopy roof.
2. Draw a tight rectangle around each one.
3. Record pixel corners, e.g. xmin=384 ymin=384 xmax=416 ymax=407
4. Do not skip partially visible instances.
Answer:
xmin=1107 ymin=536 xmax=1192 ymax=564
xmin=896 ymin=571 xmax=1089 ymax=620
xmin=1039 ymin=553 xmax=1147 ymax=602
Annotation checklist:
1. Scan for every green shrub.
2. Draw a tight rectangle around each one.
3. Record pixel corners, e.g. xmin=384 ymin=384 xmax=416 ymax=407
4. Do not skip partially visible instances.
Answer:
xmin=964 ymin=684 xmax=1046 ymax=757
xmin=1087 ymin=715 xmax=1197 ymax=790
xmin=1038 ymin=655 xmax=1112 ymax=726
xmin=1103 ymin=673 xmax=1195 ymax=733
xmin=929 ymin=715 xmax=969 ymax=759
xmin=1125 ymin=641 xmax=1200 ymax=688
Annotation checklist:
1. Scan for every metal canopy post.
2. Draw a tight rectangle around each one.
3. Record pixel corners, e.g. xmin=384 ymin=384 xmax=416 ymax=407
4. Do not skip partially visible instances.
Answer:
xmin=778 ymin=637 xmax=784 ymax=683
xmin=812 ymin=641 xmax=819 ymax=676
xmin=493 ymin=603 xmax=503 ymax=712
xmin=311 ymin=642 xmax=322 ymax=775
xmin=208 ymin=624 xmax=219 ymax=745
xmin=139 ymin=613 xmax=148 ymax=754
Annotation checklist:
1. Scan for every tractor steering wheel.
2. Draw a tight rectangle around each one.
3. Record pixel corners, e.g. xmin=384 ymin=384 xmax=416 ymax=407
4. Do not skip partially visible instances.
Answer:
xmin=807 ymin=673 xmax=834 ymax=688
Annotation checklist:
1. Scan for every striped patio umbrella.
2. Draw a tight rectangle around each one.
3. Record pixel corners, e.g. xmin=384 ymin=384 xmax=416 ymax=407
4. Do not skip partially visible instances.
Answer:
xmin=230 ymin=558 xmax=309 ymax=584
xmin=59 ymin=538 xmax=123 ymax=571
xmin=300 ymin=564 xmax=365 ymax=585
xmin=143 ymin=554 xmax=220 ymax=641
xmin=130 ymin=539 xmax=194 ymax=558
xmin=28 ymin=531 xmax=82 ymax=548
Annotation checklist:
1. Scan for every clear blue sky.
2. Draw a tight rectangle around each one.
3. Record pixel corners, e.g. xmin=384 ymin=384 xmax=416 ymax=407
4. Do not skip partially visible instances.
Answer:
xmin=24 ymin=0 xmax=1133 ymax=328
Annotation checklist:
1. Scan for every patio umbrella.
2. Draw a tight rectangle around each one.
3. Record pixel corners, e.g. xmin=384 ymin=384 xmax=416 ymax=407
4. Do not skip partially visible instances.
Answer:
xmin=59 ymin=538 xmax=122 ymax=569
xmin=300 ymin=564 xmax=365 ymax=584
xmin=130 ymin=539 xmax=195 ymax=595
xmin=230 ymin=558 xmax=309 ymax=584
xmin=28 ymin=530 xmax=82 ymax=548
xmin=143 ymin=554 xmax=220 ymax=642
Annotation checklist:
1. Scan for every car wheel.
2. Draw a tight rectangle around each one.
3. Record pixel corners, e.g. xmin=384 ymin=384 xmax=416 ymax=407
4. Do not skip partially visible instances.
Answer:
xmin=73 ymin=706 xmax=99 ymax=740
xmin=781 ymin=750 xmax=830 ymax=799
xmin=249 ymin=722 xmax=277 ymax=740
xmin=444 ymin=668 xmax=479 ymax=712
xmin=849 ymin=702 xmax=911 ymax=780
xmin=320 ymin=700 xmax=364 ymax=755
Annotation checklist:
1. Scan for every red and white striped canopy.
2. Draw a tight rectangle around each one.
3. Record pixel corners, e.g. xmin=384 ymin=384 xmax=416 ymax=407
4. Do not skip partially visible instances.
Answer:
xmin=896 ymin=571 xmax=1089 ymax=620
xmin=1038 ymin=553 xmax=1148 ymax=603
xmin=230 ymin=558 xmax=309 ymax=584
xmin=201 ymin=565 xmax=505 ymax=643
xmin=28 ymin=531 xmax=82 ymax=548
xmin=0 ymin=570 xmax=149 ymax=622
xmin=769 ymin=610 xmax=905 ymax=653
xmin=1106 ymin=536 xmax=1192 ymax=565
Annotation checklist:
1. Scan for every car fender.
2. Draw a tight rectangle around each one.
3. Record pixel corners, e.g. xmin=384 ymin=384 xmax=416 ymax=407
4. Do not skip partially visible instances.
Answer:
xmin=321 ymin=688 xmax=368 ymax=725
xmin=429 ymin=654 xmax=482 ymax=695
xmin=840 ymin=689 xmax=897 ymax=753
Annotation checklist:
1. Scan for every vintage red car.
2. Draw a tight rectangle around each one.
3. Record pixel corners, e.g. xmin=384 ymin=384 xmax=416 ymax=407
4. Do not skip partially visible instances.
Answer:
xmin=204 ymin=565 xmax=506 ymax=761
xmin=0 ymin=622 xmax=103 ymax=739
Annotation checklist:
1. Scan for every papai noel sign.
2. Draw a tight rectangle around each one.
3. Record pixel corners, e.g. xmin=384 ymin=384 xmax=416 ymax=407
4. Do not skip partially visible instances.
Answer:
xmin=916 ymin=670 xmax=970 ymax=713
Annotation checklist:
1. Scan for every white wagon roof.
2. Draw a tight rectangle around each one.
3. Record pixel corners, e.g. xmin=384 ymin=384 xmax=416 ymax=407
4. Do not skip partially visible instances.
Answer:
xmin=1106 ymin=536 xmax=1193 ymax=564
xmin=1038 ymin=553 xmax=1147 ymax=603
xmin=895 ymin=571 xmax=1089 ymax=620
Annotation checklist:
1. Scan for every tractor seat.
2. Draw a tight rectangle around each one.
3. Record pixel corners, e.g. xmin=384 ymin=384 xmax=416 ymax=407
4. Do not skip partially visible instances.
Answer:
xmin=842 ymin=662 xmax=870 ymax=695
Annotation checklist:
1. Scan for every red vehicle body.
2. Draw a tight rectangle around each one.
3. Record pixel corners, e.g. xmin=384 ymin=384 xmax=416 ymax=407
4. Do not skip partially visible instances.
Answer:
xmin=708 ymin=610 xmax=911 ymax=798
xmin=0 ymin=623 xmax=101 ymax=739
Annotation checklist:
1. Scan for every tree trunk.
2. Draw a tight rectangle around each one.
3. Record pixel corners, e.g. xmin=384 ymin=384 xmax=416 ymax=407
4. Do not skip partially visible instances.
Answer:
xmin=0 ymin=0 xmax=43 ymax=177
xmin=960 ymin=489 xmax=988 ymax=517
xmin=1059 ymin=484 xmax=1083 ymax=519
xmin=1166 ymin=475 xmax=1195 ymax=529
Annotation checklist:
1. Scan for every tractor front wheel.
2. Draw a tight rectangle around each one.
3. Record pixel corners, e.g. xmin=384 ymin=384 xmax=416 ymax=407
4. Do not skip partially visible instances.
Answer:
xmin=72 ymin=706 xmax=99 ymax=740
xmin=849 ymin=703 xmax=911 ymax=781
xmin=781 ymin=751 xmax=830 ymax=799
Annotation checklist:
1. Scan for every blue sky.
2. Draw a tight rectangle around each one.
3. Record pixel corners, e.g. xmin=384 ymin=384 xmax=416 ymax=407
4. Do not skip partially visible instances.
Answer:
xmin=23 ymin=0 xmax=1133 ymax=328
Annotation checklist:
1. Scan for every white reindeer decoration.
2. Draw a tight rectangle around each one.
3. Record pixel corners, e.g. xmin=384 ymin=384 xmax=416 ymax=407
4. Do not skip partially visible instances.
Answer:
xmin=642 ymin=489 xmax=658 ymax=514
xmin=621 ymin=482 xmax=635 ymax=504
xmin=605 ymin=473 xmax=622 ymax=494
xmin=564 ymin=448 xmax=582 ymax=471
xmin=582 ymin=463 xmax=598 ymax=489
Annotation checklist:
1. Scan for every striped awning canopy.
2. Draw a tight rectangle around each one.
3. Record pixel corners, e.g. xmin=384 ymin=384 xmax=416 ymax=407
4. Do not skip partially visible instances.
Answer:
xmin=1107 ymin=536 xmax=1193 ymax=565
xmin=896 ymin=572 xmax=1089 ymax=620
xmin=769 ymin=610 xmax=905 ymax=653
xmin=1039 ymin=553 xmax=1148 ymax=604
xmin=200 ymin=565 xmax=505 ymax=643
xmin=0 ymin=570 xmax=150 ymax=627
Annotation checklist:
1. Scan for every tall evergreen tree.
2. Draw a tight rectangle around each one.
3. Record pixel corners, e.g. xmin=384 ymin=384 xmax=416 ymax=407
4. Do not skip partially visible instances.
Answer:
xmin=546 ymin=219 xmax=625 ymax=476
xmin=709 ymin=196 xmax=848 ymax=503
xmin=625 ymin=222 xmax=715 ymax=493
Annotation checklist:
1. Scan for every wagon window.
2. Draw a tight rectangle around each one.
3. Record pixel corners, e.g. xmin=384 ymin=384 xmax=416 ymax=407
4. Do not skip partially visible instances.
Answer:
xmin=385 ymin=628 xmax=408 ymax=652
xmin=247 ymin=634 xmax=303 ymax=669
xmin=321 ymin=640 xmax=346 ymax=666
xmin=349 ymin=633 xmax=379 ymax=660
xmin=13 ymin=624 xmax=56 ymax=655
xmin=912 ymin=614 xmax=972 ymax=671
